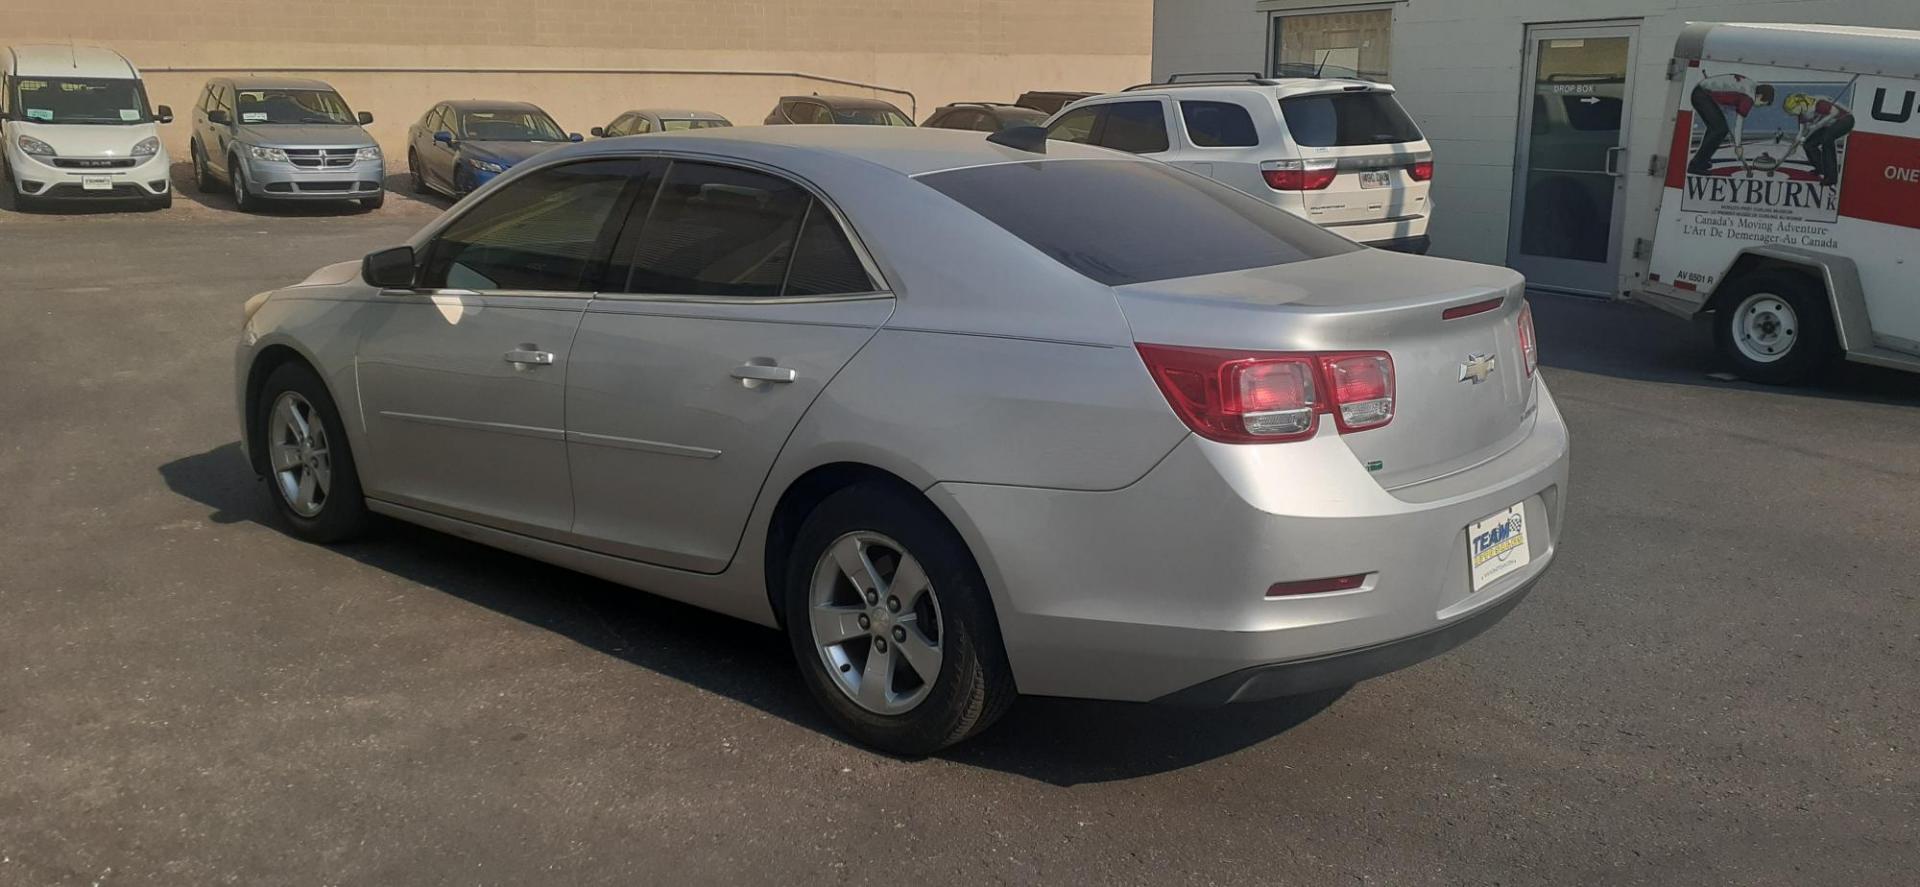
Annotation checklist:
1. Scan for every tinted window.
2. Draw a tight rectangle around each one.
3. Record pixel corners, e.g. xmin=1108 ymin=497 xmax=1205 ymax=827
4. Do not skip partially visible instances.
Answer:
xmin=993 ymin=106 xmax=1048 ymax=130
xmin=459 ymin=108 xmax=566 ymax=141
xmin=1097 ymin=101 xmax=1169 ymax=154
xmin=920 ymin=159 xmax=1358 ymax=286
xmin=661 ymin=118 xmax=728 ymax=130
xmin=788 ymin=102 xmax=831 ymax=124
xmin=1280 ymin=93 xmax=1423 ymax=147
xmin=1046 ymin=107 xmax=1098 ymax=143
xmin=786 ymin=204 xmax=874 ymax=296
xmin=421 ymin=160 xmax=638 ymax=292
xmin=833 ymin=106 xmax=912 ymax=126
xmin=1180 ymin=101 xmax=1259 ymax=147
xmin=623 ymin=162 xmax=810 ymax=298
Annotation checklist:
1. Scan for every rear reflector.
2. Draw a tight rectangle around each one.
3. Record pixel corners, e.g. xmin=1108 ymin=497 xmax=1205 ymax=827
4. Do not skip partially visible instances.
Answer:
xmin=1441 ymin=297 xmax=1505 ymax=320
xmin=1261 ymin=158 xmax=1337 ymax=191
xmin=1136 ymin=344 xmax=1393 ymax=444
xmin=1267 ymin=574 xmax=1368 ymax=597
xmin=1409 ymin=160 xmax=1434 ymax=182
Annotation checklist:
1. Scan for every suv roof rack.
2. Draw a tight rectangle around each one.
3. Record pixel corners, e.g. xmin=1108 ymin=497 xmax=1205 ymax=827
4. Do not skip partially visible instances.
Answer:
xmin=947 ymin=101 xmax=1026 ymax=109
xmin=1122 ymin=74 xmax=1287 ymax=91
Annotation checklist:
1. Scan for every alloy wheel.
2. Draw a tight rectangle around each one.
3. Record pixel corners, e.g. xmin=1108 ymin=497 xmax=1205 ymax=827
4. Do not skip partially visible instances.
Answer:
xmin=267 ymin=391 xmax=332 ymax=518
xmin=1733 ymin=292 xmax=1798 ymax=363
xmin=808 ymin=531 xmax=945 ymax=715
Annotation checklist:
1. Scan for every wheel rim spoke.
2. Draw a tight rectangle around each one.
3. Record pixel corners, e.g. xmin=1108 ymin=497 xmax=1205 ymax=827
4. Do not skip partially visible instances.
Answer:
xmin=830 ymin=535 xmax=880 ymax=597
xmin=811 ymin=604 xmax=866 ymax=647
xmin=888 ymin=553 xmax=929 ymax=601
xmin=857 ymin=641 xmax=894 ymax=709
xmin=295 ymin=471 xmax=319 ymax=511
xmin=892 ymin=614 xmax=942 ymax=683
xmin=281 ymin=398 xmax=311 ymax=442
xmin=271 ymin=442 xmax=303 ymax=471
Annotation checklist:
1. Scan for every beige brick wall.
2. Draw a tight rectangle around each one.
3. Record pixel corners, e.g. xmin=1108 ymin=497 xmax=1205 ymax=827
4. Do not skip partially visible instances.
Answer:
xmin=9 ymin=0 xmax=1150 ymax=158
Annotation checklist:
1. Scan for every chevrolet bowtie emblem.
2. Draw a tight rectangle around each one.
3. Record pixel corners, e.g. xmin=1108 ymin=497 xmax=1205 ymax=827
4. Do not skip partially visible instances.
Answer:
xmin=1459 ymin=353 xmax=1498 ymax=385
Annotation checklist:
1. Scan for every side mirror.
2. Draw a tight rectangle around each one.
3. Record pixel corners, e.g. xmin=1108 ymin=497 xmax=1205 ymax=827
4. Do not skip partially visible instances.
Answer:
xmin=207 ymin=109 xmax=230 ymax=126
xmin=568 ymin=132 xmax=584 ymax=143
xmin=433 ymin=130 xmax=455 ymax=146
xmin=590 ymin=126 xmax=605 ymax=138
xmin=362 ymin=245 xmax=417 ymax=289
xmin=156 ymin=104 xmax=174 ymax=124
xmin=357 ymin=110 xmax=374 ymax=125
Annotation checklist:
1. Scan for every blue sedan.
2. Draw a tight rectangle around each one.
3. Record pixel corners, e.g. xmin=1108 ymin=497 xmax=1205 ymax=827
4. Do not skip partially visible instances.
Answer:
xmin=405 ymin=100 xmax=580 ymax=198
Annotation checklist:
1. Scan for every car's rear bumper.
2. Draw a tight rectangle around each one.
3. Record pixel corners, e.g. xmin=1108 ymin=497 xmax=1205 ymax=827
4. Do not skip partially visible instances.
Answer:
xmin=929 ymin=378 xmax=1569 ymax=703
xmin=1366 ymin=234 xmax=1431 ymax=255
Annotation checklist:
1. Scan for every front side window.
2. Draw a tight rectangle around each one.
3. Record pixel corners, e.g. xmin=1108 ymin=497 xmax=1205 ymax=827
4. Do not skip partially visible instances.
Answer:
xmin=459 ymin=108 xmax=566 ymax=142
xmin=1269 ymin=8 xmax=1392 ymax=83
xmin=631 ymin=116 xmax=654 ymax=134
xmin=1280 ymin=92 xmax=1422 ymax=147
xmin=1180 ymin=101 xmax=1260 ymax=148
xmin=1046 ymin=107 xmax=1099 ymax=144
xmin=661 ymin=118 xmax=728 ymax=131
xmin=787 ymin=102 xmax=831 ymax=124
xmin=235 ymin=89 xmax=356 ymax=125
xmin=831 ymin=105 xmax=912 ymax=126
xmin=920 ymin=159 xmax=1358 ymax=286
xmin=1097 ymin=101 xmax=1170 ymax=154
xmin=11 ymin=77 xmax=151 ymax=125
xmin=420 ymin=160 xmax=639 ymax=292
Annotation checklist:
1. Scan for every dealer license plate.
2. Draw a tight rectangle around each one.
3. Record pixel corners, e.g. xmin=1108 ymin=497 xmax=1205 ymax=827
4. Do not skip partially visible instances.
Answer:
xmin=81 ymin=175 xmax=113 ymax=191
xmin=1467 ymin=503 xmax=1531 ymax=592
xmin=1359 ymin=169 xmax=1391 ymax=189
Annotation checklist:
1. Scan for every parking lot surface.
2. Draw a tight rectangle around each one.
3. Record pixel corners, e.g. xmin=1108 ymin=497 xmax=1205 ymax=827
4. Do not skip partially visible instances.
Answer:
xmin=1 ymin=192 xmax=1916 ymax=886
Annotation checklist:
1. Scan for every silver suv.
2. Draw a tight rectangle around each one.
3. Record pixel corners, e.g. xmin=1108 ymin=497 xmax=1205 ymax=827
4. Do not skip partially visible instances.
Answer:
xmin=1046 ymin=76 xmax=1434 ymax=253
xmin=189 ymin=77 xmax=384 ymax=213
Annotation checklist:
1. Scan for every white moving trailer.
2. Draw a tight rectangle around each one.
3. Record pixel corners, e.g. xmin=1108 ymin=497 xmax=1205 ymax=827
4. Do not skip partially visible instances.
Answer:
xmin=1626 ymin=22 xmax=1920 ymax=384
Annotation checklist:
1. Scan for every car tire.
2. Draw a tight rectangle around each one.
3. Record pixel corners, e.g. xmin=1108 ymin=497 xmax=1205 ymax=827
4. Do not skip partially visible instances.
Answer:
xmin=359 ymin=190 xmax=385 ymax=211
xmin=254 ymin=361 xmax=370 ymax=544
xmin=193 ymin=142 xmax=217 ymax=193
xmin=1712 ymin=269 xmax=1837 ymax=385
xmin=229 ymin=155 xmax=258 ymax=213
xmin=13 ymin=191 xmax=42 ymax=213
xmin=783 ymin=482 xmax=1016 ymax=756
xmin=408 ymin=150 xmax=428 ymax=195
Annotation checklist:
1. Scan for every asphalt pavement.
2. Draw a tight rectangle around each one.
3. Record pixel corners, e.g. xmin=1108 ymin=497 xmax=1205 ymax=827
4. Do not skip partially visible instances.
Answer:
xmin=1 ymin=186 xmax=1915 ymax=885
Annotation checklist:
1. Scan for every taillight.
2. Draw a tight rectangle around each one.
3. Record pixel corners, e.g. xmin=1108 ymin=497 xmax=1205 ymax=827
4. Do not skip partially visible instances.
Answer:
xmin=1409 ymin=160 xmax=1434 ymax=182
xmin=1517 ymin=300 xmax=1539 ymax=377
xmin=1261 ymin=159 xmax=1337 ymax=191
xmin=1137 ymin=344 xmax=1394 ymax=444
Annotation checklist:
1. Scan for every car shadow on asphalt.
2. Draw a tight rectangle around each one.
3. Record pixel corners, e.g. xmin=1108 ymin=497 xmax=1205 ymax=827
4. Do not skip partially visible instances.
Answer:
xmin=1532 ymin=292 xmax=1920 ymax=407
xmin=158 ymin=441 xmax=1340 ymax=785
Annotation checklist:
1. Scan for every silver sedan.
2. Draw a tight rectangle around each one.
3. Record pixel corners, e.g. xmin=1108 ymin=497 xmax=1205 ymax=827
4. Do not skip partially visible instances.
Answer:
xmin=235 ymin=126 xmax=1570 ymax=754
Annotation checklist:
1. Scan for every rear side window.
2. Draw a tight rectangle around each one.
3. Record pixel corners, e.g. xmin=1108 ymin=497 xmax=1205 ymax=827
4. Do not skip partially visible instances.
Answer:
xmin=1179 ymin=101 xmax=1259 ymax=147
xmin=1097 ymin=101 xmax=1169 ymax=154
xmin=624 ymin=162 xmax=808 ymax=298
xmin=1280 ymin=92 xmax=1423 ymax=147
xmin=786 ymin=204 xmax=874 ymax=296
xmin=920 ymin=159 xmax=1357 ymax=286
xmin=421 ymin=160 xmax=638 ymax=291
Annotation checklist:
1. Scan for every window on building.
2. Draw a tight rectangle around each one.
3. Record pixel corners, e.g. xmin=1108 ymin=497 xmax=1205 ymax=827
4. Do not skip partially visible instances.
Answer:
xmin=1269 ymin=8 xmax=1392 ymax=83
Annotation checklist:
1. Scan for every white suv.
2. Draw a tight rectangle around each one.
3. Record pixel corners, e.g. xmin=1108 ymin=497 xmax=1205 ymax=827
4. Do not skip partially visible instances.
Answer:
xmin=2 ymin=44 xmax=173 ymax=211
xmin=1044 ymin=77 xmax=1433 ymax=253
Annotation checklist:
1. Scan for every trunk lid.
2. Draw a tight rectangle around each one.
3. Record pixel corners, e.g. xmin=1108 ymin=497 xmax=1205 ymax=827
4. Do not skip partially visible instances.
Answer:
xmin=1114 ymin=249 xmax=1533 ymax=488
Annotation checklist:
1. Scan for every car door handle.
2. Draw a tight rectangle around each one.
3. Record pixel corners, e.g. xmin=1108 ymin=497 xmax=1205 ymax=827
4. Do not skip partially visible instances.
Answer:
xmin=730 ymin=364 xmax=797 ymax=384
xmin=505 ymin=348 xmax=555 ymax=367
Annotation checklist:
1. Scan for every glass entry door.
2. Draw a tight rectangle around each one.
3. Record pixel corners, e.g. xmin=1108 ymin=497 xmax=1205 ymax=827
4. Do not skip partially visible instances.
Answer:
xmin=1507 ymin=23 xmax=1639 ymax=296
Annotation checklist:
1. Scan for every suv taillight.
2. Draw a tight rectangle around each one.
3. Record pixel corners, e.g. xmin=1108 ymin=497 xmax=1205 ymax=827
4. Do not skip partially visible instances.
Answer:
xmin=1517 ymin=301 xmax=1538 ymax=377
xmin=1261 ymin=159 xmax=1337 ymax=191
xmin=1137 ymin=345 xmax=1394 ymax=444
xmin=1409 ymin=160 xmax=1434 ymax=182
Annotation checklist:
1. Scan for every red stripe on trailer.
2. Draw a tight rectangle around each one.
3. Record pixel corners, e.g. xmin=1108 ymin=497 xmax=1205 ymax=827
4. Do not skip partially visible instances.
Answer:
xmin=1675 ymin=280 xmax=1697 ymax=291
xmin=1665 ymin=110 xmax=1692 ymax=190
xmin=1836 ymin=131 xmax=1920 ymax=230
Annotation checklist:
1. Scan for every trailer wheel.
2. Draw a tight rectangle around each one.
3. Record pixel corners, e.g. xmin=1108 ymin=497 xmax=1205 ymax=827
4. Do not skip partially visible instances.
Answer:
xmin=1712 ymin=270 xmax=1837 ymax=385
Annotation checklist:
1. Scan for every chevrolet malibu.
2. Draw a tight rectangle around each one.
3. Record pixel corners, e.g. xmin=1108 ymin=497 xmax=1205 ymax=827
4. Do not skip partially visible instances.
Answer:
xmin=235 ymin=126 xmax=1569 ymax=754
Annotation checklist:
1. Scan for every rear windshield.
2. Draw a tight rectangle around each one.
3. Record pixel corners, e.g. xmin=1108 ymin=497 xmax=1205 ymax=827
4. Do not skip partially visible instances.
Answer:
xmin=1280 ymin=92 xmax=1422 ymax=147
xmin=919 ymin=159 xmax=1358 ymax=286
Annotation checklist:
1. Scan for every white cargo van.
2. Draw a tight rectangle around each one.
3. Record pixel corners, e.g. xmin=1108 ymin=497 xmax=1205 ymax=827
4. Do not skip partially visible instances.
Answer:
xmin=1 ymin=45 xmax=174 ymax=211
xmin=1627 ymin=23 xmax=1920 ymax=384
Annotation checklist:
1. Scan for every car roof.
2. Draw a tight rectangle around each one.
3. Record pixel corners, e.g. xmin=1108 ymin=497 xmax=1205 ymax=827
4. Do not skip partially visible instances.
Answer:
xmin=445 ymin=100 xmax=547 ymax=113
xmin=623 ymin=109 xmax=727 ymax=119
xmin=6 ymin=44 xmax=137 ymax=79
xmin=781 ymin=94 xmax=905 ymax=110
xmin=226 ymin=76 xmax=337 ymax=91
xmin=1103 ymin=78 xmax=1396 ymax=102
xmin=546 ymin=124 xmax=1134 ymax=178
